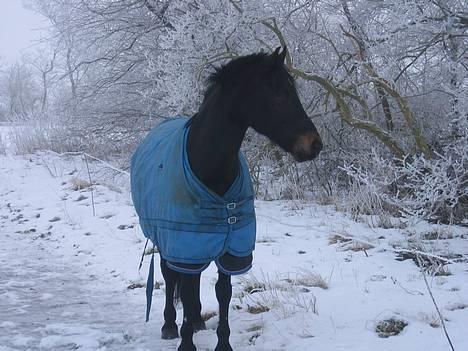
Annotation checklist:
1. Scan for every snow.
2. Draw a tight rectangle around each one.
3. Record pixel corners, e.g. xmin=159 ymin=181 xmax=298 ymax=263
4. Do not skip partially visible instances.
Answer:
xmin=1 ymin=126 xmax=467 ymax=350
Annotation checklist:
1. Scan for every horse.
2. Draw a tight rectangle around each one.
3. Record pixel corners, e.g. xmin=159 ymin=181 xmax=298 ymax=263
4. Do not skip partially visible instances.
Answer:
xmin=130 ymin=47 xmax=322 ymax=351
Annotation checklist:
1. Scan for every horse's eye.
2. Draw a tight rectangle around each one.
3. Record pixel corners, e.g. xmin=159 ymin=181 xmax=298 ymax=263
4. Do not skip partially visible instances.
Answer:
xmin=273 ymin=94 xmax=289 ymax=105
xmin=279 ymin=86 xmax=292 ymax=99
xmin=266 ymin=74 xmax=292 ymax=103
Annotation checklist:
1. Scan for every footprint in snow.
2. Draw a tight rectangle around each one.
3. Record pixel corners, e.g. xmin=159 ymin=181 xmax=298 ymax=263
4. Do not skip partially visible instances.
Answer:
xmin=75 ymin=195 xmax=88 ymax=202
xmin=100 ymin=213 xmax=115 ymax=219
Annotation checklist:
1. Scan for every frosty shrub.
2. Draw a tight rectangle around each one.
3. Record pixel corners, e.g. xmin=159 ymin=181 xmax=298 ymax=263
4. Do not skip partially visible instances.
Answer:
xmin=338 ymin=173 xmax=390 ymax=223
xmin=238 ymin=273 xmax=318 ymax=319
xmin=70 ymin=177 xmax=92 ymax=191
xmin=9 ymin=122 xmax=81 ymax=155
xmin=284 ymin=270 xmax=329 ymax=290
xmin=9 ymin=124 xmax=51 ymax=155
xmin=244 ymin=132 xmax=331 ymax=201
xmin=9 ymin=116 xmax=142 ymax=161
xmin=342 ymin=145 xmax=468 ymax=225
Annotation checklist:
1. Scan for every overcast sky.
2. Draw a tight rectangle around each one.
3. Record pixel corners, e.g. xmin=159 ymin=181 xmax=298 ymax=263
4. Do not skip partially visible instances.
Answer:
xmin=0 ymin=1 xmax=48 ymax=64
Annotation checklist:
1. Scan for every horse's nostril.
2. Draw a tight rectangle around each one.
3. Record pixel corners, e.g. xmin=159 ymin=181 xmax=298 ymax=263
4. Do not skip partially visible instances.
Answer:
xmin=292 ymin=131 xmax=322 ymax=161
xmin=309 ymin=141 xmax=322 ymax=159
xmin=313 ymin=139 xmax=323 ymax=152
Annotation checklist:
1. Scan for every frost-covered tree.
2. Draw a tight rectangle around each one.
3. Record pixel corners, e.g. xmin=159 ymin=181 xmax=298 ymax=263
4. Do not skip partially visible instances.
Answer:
xmin=0 ymin=61 xmax=41 ymax=121
xmin=27 ymin=0 xmax=174 ymax=144
xmin=16 ymin=0 xmax=467 ymax=220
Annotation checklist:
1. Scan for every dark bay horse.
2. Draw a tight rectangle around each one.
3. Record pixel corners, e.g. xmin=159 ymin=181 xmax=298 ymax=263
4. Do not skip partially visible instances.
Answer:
xmin=131 ymin=47 xmax=322 ymax=351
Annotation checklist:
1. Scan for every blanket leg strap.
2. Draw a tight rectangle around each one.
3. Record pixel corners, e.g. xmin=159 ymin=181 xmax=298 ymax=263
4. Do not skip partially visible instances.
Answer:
xmin=145 ymin=246 xmax=155 ymax=322
xmin=138 ymin=238 xmax=149 ymax=272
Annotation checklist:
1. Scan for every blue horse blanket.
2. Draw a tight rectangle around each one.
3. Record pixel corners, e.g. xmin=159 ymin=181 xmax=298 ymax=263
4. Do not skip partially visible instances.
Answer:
xmin=130 ymin=117 xmax=256 ymax=265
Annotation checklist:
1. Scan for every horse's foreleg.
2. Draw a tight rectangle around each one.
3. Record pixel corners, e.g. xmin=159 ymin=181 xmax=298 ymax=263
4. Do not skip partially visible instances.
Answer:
xmin=160 ymin=258 xmax=179 ymax=339
xmin=215 ymin=272 xmax=233 ymax=351
xmin=179 ymin=273 xmax=198 ymax=351
xmin=193 ymin=274 xmax=206 ymax=332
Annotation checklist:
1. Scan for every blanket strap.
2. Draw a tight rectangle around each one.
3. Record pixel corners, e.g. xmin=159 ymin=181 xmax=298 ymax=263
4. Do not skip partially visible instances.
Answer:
xmin=145 ymin=245 xmax=155 ymax=322
xmin=138 ymin=238 xmax=149 ymax=272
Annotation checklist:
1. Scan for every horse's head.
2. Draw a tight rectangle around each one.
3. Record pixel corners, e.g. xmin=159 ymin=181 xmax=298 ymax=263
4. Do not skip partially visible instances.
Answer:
xmin=208 ymin=47 xmax=322 ymax=162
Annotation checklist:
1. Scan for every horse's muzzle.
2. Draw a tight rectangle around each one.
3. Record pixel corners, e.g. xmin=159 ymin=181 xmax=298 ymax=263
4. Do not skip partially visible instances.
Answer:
xmin=292 ymin=131 xmax=323 ymax=162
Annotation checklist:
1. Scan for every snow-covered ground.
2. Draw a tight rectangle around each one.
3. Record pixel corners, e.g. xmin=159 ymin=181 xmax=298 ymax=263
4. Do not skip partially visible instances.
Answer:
xmin=1 ymin=126 xmax=467 ymax=351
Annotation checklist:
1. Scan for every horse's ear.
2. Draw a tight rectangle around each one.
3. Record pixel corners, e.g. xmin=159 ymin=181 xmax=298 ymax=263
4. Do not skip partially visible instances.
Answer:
xmin=278 ymin=46 xmax=287 ymax=64
xmin=268 ymin=46 xmax=285 ymax=70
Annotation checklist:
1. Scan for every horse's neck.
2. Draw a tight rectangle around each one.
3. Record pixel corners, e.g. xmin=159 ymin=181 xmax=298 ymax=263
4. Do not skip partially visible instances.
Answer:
xmin=187 ymin=103 xmax=247 ymax=196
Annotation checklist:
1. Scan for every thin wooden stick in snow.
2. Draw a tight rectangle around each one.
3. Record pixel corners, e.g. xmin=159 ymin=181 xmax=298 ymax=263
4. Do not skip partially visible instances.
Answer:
xmin=417 ymin=255 xmax=455 ymax=351
xmin=83 ymin=153 xmax=96 ymax=217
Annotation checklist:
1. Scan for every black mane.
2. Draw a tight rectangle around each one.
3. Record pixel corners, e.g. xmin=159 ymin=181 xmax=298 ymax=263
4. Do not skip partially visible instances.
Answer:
xmin=206 ymin=53 xmax=269 ymax=89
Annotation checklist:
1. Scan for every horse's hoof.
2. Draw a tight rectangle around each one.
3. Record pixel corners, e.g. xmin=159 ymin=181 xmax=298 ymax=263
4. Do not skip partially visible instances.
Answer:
xmin=214 ymin=344 xmax=233 ymax=351
xmin=177 ymin=342 xmax=196 ymax=351
xmin=161 ymin=327 xmax=179 ymax=340
xmin=193 ymin=320 xmax=206 ymax=332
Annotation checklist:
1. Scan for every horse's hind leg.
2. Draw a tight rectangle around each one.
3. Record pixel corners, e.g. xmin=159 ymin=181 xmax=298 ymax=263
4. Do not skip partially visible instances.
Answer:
xmin=160 ymin=258 xmax=179 ymax=339
xmin=179 ymin=273 xmax=199 ymax=351
xmin=215 ymin=272 xmax=233 ymax=351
